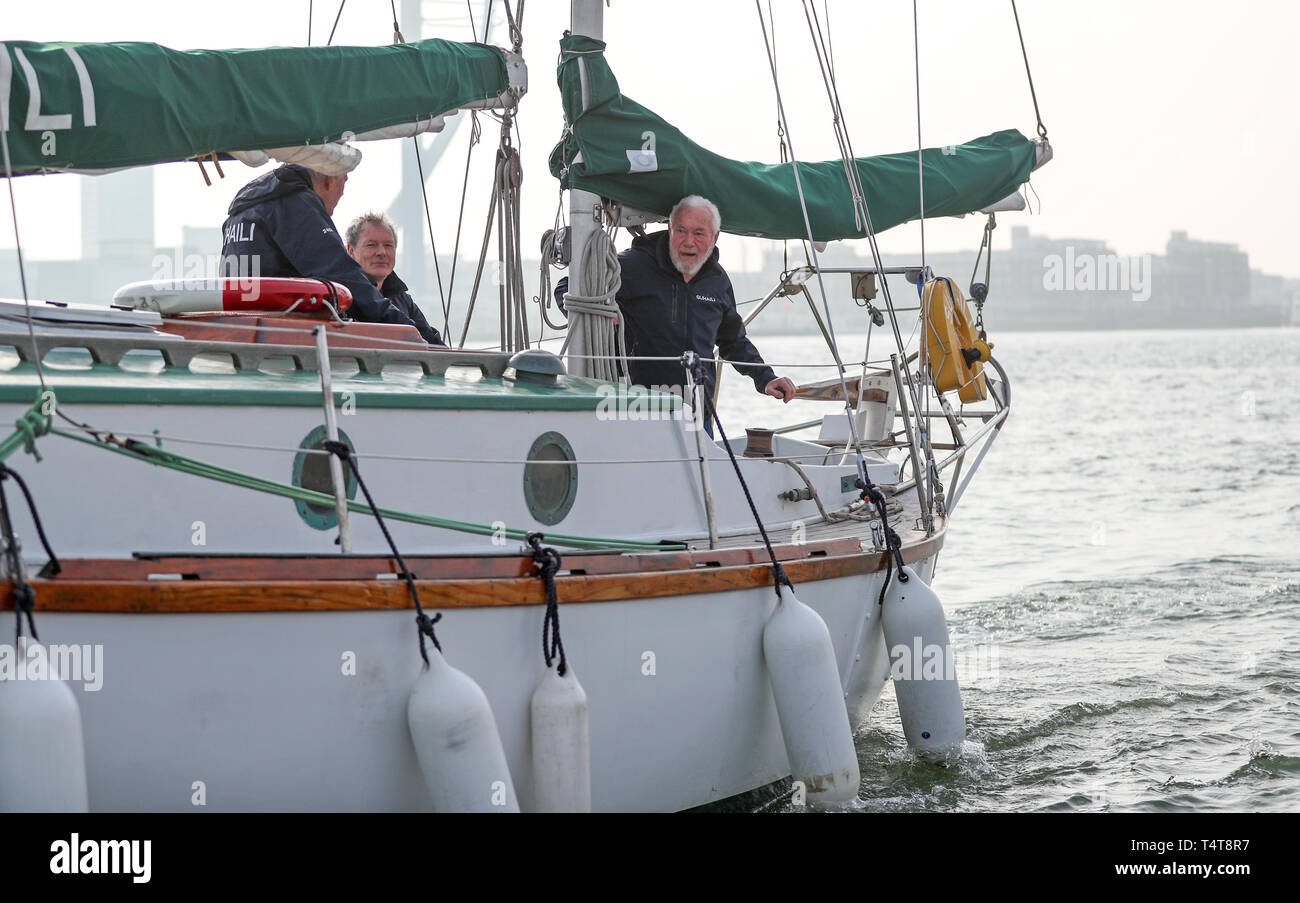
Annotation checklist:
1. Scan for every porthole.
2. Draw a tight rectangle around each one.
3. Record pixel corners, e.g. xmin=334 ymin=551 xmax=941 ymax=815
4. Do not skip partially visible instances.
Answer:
xmin=523 ymin=431 xmax=577 ymax=526
xmin=292 ymin=425 xmax=358 ymax=530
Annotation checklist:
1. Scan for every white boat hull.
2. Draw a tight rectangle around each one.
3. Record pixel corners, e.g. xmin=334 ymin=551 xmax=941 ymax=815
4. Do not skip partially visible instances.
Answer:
xmin=37 ymin=561 xmax=931 ymax=812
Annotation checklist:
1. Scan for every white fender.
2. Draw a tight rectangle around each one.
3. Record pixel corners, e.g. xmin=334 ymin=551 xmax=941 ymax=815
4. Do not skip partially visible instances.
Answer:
xmin=530 ymin=664 xmax=591 ymax=813
xmin=881 ymin=566 xmax=966 ymax=760
xmin=762 ymin=585 xmax=861 ymax=804
xmin=407 ymin=650 xmax=518 ymax=813
xmin=0 ymin=641 xmax=89 ymax=812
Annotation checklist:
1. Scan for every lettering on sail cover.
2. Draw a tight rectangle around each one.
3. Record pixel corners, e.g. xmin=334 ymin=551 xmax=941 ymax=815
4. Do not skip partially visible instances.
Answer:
xmin=0 ymin=44 xmax=98 ymax=132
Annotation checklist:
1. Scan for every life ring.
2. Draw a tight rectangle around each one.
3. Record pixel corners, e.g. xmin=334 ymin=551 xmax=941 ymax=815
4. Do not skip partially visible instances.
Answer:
xmin=112 ymin=277 xmax=353 ymax=315
xmin=923 ymin=277 xmax=987 ymax=403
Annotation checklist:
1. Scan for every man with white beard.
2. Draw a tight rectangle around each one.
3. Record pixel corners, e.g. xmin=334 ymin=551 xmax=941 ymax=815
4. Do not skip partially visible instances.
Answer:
xmin=560 ymin=195 xmax=795 ymax=434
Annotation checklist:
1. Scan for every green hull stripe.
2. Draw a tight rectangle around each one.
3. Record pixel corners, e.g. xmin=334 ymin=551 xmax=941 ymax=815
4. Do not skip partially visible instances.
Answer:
xmin=0 ymin=365 xmax=682 ymax=412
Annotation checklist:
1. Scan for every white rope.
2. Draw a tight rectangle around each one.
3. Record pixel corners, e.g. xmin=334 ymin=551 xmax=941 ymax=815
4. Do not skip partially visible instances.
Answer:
xmin=559 ymin=225 xmax=625 ymax=382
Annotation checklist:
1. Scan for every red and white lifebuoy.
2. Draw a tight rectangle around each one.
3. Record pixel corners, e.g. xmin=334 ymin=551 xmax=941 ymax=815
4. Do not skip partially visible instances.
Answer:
xmin=112 ymin=277 xmax=353 ymax=315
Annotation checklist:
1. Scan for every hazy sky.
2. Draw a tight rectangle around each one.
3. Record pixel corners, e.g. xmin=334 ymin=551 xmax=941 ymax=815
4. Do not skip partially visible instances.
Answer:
xmin=4 ymin=0 xmax=1299 ymax=278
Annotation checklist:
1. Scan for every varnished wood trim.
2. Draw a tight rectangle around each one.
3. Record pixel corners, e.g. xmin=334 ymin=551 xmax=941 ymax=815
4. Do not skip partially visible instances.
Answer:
xmin=2 ymin=528 xmax=944 ymax=613
xmin=44 ymin=537 xmax=865 ymax=582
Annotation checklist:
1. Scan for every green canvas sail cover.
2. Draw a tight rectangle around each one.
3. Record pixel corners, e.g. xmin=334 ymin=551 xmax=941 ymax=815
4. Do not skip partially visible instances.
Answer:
xmin=0 ymin=39 xmax=510 ymax=175
xmin=549 ymin=35 xmax=1038 ymax=242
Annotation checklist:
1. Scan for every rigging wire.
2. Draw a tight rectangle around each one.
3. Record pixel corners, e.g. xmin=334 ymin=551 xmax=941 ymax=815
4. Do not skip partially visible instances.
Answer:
xmin=447 ymin=112 xmax=484 ymax=345
xmin=412 ymin=136 xmax=452 ymax=341
xmin=326 ymin=0 xmax=347 ymax=45
xmin=802 ymin=2 xmax=866 ymax=233
xmin=0 ymin=127 xmax=48 ymax=397
xmin=389 ymin=0 xmax=402 ymax=40
xmin=792 ymin=0 xmax=941 ymax=530
xmin=755 ymin=2 xmax=869 ymax=492
xmin=382 ymin=2 xmax=452 ymax=343
xmin=912 ymin=0 xmax=934 ymax=510
xmin=466 ymin=0 xmax=478 ymax=42
xmin=1011 ymin=0 xmax=1049 ymax=139
xmin=912 ymin=0 xmax=926 ymax=271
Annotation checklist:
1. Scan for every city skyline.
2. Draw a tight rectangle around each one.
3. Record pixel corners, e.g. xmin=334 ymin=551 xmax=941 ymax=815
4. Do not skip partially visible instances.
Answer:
xmin=4 ymin=162 xmax=1293 ymax=335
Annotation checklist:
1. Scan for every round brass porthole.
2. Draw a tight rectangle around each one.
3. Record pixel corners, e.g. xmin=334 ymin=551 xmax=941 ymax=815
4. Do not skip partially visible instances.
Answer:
xmin=523 ymin=431 xmax=578 ymax=525
xmin=292 ymin=425 xmax=358 ymax=530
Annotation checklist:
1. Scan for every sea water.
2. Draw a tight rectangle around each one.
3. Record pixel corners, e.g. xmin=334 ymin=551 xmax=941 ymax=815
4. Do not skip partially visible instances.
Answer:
xmin=716 ymin=327 xmax=1299 ymax=812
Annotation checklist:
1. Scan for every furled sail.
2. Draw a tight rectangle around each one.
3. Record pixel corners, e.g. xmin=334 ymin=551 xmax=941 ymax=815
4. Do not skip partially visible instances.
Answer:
xmin=0 ymin=39 xmax=519 ymax=175
xmin=549 ymin=35 xmax=1039 ymax=242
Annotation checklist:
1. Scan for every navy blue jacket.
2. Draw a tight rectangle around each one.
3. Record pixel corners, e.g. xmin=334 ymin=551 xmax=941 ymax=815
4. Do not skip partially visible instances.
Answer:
xmin=219 ymin=164 xmax=435 ymax=341
xmin=558 ymin=231 xmax=776 ymax=400
xmin=378 ymin=271 xmax=444 ymax=346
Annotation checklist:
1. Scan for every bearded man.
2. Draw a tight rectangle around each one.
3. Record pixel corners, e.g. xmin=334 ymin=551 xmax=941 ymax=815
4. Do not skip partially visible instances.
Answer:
xmin=616 ymin=195 xmax=796 ymax=420
xmin=558 ymin=195 xmax=795 ymax=431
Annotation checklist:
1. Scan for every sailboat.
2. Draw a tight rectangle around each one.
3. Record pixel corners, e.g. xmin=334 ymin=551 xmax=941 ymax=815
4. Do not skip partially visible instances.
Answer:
xmin=0 ymin=1 xmax=1049 ymax=812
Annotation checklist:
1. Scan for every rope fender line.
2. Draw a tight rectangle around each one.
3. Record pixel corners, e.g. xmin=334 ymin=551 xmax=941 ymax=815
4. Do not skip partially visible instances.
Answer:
xmin=0 ymin=458 xmax=62 ymax=643
xmin=321 ymin=439 xmax=442 ymax=664
xmin=685 ymin=353 xmax=793 ymax=600
xmin=855 ymin=477 xmax=908 ymax=608
xmin=526 ymin=532 xmax=567 ymax=676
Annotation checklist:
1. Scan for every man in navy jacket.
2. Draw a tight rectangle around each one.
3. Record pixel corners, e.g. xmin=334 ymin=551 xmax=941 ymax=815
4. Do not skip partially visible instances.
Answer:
xmin=219 ymin=162 xmax=441 ymax=344
xmin=559 ymin=195 xmax=795 ymax=427
xmin=345 ymin=212 xmax=444 ymax=346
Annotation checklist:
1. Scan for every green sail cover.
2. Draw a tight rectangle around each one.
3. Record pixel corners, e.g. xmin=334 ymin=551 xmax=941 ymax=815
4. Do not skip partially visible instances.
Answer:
xmin=549 ymin=35 xmax=1037 ymax=241
xmin=0 ymin=39 xmax=509 ymax=175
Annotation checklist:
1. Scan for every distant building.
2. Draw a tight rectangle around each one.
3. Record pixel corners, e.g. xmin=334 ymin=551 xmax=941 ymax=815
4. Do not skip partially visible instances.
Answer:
xmin=736 ymin=225 xmax=1284 ymax=334
xmin=1 ymin=169 xmax=161 ymax=304
xmin=1160 ymin=230 xmax=1251 ymax=319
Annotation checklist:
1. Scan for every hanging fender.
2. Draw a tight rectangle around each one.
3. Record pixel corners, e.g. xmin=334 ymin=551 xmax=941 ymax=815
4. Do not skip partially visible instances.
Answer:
xmin=0 ymin=642 xmax=89 ymax=812
xmin=407 ymin=650 xmax=519 ymax=813
xmin=881 ymin=565 xmax=966 ymax=761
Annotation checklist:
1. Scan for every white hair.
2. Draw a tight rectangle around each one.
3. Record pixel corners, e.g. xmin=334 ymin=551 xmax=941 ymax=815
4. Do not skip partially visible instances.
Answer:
xmin=669 ymin=195 xmax=721 ymax=234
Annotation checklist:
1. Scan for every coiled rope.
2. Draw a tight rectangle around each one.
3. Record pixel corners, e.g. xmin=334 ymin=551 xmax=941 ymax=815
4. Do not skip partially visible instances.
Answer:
xmin=561 ymin=227 xmax=626 ymax=383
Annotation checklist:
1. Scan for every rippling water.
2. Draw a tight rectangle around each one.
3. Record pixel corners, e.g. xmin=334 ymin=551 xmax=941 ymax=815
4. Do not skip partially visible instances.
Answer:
xmin=717 ymin=327 xmax=1300 ymax=812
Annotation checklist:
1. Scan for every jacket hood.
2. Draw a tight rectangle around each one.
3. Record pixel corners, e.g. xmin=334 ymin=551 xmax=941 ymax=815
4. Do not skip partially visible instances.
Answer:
xmin=226 ymin=164 xmax=316 ymax=216
xmin=630 ymin=229 xmax=722 ymax=281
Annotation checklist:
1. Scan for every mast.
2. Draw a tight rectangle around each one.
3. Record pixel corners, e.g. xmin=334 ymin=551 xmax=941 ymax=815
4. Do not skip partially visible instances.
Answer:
xmin=390 ymin=0 xmax=429 ymax=301
xmin=565 ymin=0 xmax=604 ymax=378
